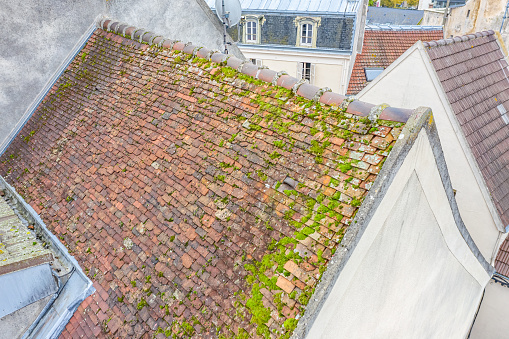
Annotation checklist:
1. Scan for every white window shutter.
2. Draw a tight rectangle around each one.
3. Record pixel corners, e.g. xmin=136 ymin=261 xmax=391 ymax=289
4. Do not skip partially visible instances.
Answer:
xmin=297 ymin=62 xmax=303 ymax=80
xmin=310 ymin=64 xmax=316 ymax=84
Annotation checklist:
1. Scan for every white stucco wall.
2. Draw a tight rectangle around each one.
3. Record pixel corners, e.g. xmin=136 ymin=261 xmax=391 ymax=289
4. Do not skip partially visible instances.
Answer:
xmin=0 ymin=0 xmax=241 ymax=153
xmin=356 ymin=46 xmax=503 ymax=263
xmin=239 ymin=47 xmax=350 ymax=94
xmin=307 ymin=130 xmax=491 ymax=339
xmin=470 ymin=278 xmax=509 ymax=338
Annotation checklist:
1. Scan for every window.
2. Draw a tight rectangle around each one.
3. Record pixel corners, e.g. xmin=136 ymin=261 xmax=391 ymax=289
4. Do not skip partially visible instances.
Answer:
xmin=246 ymin=21 xmax=257 ymax=43
xmin=301 ymin=24 xmax=313 ymax=46
xmin=364 ymin=67 xmax=384 ymax=82
xmin=250 ymin=58 xmax=262 ymax=67
xmin=295 ymin=17 xmax=320 ymax=48
xmin=298 ymin=62 xmax=315 ymax=84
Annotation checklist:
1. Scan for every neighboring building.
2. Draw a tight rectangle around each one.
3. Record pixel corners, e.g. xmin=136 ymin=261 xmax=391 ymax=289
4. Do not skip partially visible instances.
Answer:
xmin=0 ymin=177 xmax=93 ymax=338
xmin=437 ymin=0 xmax=509 ymax=48
xmin=418 ymin=0 xmax=434 ymax=9
xmin=347 ymin=26 xmax=443 ymax=95
xmin=357 ymin=31 xmax=509 ymax=264
xmin=366 ymin=7 xmax=425 ymax=25
xmin=434 ymin=0 xmax=466 ymax=7
xmin=206 ymin=0 xmax=368 ymax=94
xmin=0 ymin=18 xmax=496 ymax=338
xmin=357 ymin=31 xmax=509 ymax=338
xmin=0 ymin=0 xmax=242 ymax=154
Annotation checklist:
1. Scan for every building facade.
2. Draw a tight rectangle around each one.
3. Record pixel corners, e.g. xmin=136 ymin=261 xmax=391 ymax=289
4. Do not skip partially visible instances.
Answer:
xmin=207 ymin=0 xmax=367 ymax=94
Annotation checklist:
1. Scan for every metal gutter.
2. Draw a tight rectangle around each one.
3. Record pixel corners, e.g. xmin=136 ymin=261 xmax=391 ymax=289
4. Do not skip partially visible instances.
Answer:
xmin=0 ymin=176 xmax=94 ymax=339
xmin=0 ymin=18 xmax=98 ymax=156
xmin=237 ymin=43 xmax=352 ymax=55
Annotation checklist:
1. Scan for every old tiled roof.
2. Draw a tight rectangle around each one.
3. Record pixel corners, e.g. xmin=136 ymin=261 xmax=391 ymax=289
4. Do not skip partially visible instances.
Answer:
xmin=425 ymin=31 xmax=509 ymax=230
xmin=0 ymin=19 xmax=411 ymax=338
xmin=347 ymin=28 xmax=443 ymax=95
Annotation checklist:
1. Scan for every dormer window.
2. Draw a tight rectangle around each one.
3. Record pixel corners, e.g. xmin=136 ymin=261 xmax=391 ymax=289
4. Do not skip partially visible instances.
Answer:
xmin=295 ymin=17 xmax=320 ymax=48
xmin=301 ymin=24 xmax=313 ymax=46
xmin=246 ymin=20 xmax=257 ymax=43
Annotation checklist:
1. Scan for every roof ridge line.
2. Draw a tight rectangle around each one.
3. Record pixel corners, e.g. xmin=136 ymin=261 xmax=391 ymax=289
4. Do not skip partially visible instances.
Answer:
xmin=97 ymin=17 xmax=415 ymax=123
xmin=423 ymin=30 xmax=495 ymax=48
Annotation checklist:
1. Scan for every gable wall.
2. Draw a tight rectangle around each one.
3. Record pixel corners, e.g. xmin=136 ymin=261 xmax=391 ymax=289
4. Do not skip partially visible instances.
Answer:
xmin=306 ymin=129 xmax=491 ymax=338
xmin=357 ymin=47 xmax=503 ymax=263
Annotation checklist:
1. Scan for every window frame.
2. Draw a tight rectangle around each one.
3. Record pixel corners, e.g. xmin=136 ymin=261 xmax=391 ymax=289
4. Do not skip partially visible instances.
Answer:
xmin=294 ymin=17 xmax=320 ymax=48
xmin=243 ymin=16 xmax=263 ymax=44
xmin=301 ymin=23 xmax=313 ymax=46
xmin=245 ymin=20 xmax=258 ymax=43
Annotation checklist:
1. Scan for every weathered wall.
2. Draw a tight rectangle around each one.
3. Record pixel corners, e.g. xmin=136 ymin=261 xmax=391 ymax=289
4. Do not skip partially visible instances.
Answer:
xmin=306 ymin=129 xmax=491 ymax=338
xmin=470 ymin=277 xmax=509 ymax=338
xmin=357 ymin=46 xmax=503 ymax=263
xmin=0 ymin=0 xmax=241 ymax=152
xmin=423 ymin=0 xmax=509 ymax=46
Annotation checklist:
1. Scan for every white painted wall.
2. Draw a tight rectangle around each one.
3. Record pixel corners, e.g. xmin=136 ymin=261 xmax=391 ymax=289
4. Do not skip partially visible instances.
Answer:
xmin=307 ymin=130 xmax=491 ymax=338
xmin=470 ymin=278 xmax=509 ymax=338
xmin=239 ymin=46 xmax=350 ymax=94
xmin=356 ymin=46 xmax=504 ymax=263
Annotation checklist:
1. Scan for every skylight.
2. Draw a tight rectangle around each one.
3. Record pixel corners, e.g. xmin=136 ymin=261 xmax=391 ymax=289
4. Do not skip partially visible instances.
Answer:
xmin=364 ymin=67 xmax=384 ymax=82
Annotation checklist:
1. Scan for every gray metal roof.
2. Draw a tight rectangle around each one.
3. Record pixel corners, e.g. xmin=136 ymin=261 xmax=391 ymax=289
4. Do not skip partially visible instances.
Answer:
xmin=206 ymin=0 xmax=361 ymax=14
xmin=366 ymin=7 xmax=424 ymax=25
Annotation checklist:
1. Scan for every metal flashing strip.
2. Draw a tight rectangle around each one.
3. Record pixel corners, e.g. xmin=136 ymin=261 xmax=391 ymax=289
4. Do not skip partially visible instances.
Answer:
xmin=0 ymin=18 xmax=99 ymax=156
xmin=237 ymin=43 xmax=353 ymax=55
xmin=0 ymin=176 xmax=94 ymax=339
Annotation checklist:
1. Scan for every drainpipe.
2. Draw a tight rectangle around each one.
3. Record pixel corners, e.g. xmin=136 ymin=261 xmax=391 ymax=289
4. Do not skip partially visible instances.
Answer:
xmin=501 ymin=0 xmax=509 ymax=32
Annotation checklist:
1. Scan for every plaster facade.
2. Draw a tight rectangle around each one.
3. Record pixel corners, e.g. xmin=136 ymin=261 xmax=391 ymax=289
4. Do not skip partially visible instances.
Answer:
xmin=470 ymin=277 xmax=509 ymax=338
xmin=241 ymin=47 xmax=349 ymax=93
xmin=0 ymin=0 xmax=241 ymax=153
xmin=423 ymin=0 xmax=509 ymax=47
xmin=306 ymin=129 xmax=491 ymax=338
xmin=357 ymin=45 xmax=505 ymax=263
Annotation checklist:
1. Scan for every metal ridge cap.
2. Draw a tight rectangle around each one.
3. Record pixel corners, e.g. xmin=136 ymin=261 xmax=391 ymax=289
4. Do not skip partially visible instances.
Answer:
xmin=365 ymin=24 xmax=443 ymax=31
xmin=423 ymin=30 xmax=495 ymax=48
xmin=98 ymin=17 xmax=416 ymax=123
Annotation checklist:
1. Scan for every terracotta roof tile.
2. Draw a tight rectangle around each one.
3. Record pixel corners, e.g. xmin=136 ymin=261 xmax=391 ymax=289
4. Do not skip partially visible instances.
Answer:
xmin=347 ymin=29 xmax=444 ymax=95
xmin=0 ymin=23 xmax=410 ymax=338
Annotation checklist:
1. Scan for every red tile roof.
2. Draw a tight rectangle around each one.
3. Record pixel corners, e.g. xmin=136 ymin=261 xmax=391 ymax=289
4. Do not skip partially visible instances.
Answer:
xmin=347 ymin=29 xmax=444 ymax=95
xmin=0 ymin=22 xmax=410 ymax=338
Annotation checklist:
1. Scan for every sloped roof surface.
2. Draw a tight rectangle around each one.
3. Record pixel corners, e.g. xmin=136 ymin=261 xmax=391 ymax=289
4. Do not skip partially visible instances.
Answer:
xmin=425 ymin=32 xmax=509 ymax=230
xmin=366 ymin=7 xmax=424 ymax=25
xmin=206 ymin=0 xmax=360 ymax=13
xmin=347 ymin=29 xmax=443 ymax=95
xmin=0 ymin=27 xmax=407 ymax=338
xmin=0 ymin=195 xmax=53 ymax=275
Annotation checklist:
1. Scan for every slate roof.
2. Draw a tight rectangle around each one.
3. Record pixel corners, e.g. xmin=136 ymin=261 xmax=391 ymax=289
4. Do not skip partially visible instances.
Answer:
xmin=366 ymin=7 xmax=424 ymax=25
xmin=424 ymin=31 xmax=509 ymax=229
xmin=0 ymin=19 xmax=413 ymax=338
xmin=206 ymin=0 xmax=360 ymax=14
xmin=347 ymin=28 xmax=443 ymax=95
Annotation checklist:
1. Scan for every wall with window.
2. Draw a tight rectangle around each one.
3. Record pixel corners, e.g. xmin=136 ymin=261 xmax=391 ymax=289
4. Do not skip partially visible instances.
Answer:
xmin=236 ymin=14 xmax=355 ymax=50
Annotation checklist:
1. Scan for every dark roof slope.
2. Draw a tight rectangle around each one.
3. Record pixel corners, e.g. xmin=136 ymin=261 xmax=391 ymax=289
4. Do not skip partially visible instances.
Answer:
xmin=425 ymin=31 xmax=509 ymax=229
xmin=347 ymin=29 xmax=443 ymax=95
xmin=366 ymin=7 xmax=424 ymax=25
xmin=0 ymin=21 xmax=411 ymax=338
